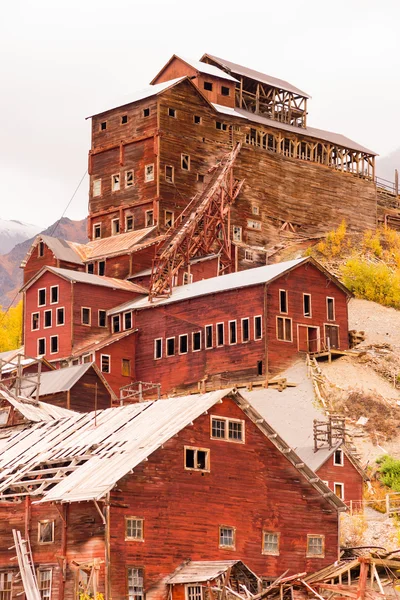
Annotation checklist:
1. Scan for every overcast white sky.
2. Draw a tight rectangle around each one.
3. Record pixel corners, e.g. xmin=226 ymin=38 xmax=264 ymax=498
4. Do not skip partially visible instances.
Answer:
xmin=1 ymin=0 xmax=399 ymax=227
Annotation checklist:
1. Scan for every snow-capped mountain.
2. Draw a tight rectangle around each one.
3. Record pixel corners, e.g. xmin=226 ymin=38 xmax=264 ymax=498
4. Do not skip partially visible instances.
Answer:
xmin=0 ymin=219 xmax=43 ymax=255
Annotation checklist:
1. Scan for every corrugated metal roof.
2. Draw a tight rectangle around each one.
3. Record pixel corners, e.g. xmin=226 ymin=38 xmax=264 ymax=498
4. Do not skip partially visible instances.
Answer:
xmin=213 ymin=103 xmax=376 ymax=155
xmin=80 ymin=227 xmax=156 ymax=261
xmin=109 ymin=258 xmax=308 ymax=314
xmin=0 ymin=386 xmax=76 ymax=423
xmin=20 ymin=235 xmax=84 ymax=268
xmin=167 ymin=561 xmax=244 ymax=584
xmin=202 ymin=54 xmax=310 ymax=98
xmin=87 ymin=77 xmax=187 ymax=119
xmin=18 ymin=363 xmax=94 ymax=397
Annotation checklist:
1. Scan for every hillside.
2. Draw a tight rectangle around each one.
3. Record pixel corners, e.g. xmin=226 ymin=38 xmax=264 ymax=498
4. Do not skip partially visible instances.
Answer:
xmin=0 ymin=219 xmax=43 ymax=254
xmin=0 ymin=217 xmax=88 ymax=307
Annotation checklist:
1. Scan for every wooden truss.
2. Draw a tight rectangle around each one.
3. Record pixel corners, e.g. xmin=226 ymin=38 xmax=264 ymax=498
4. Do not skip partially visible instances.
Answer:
xmin=149 ymin=142 xmax=244 ymax=301
xmin=313 ymin=415 xmax=346 ymax=452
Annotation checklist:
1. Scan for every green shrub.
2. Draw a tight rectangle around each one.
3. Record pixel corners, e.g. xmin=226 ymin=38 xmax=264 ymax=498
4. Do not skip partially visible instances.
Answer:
xmin=341 ymin=258 xmax=400 ymax=308
xmin=377 ymin=456 xmax=400 ymax=492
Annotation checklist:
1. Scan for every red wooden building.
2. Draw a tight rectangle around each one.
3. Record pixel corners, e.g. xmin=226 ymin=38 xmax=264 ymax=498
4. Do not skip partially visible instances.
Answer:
xmin=0 ymin=388 xmax=345 ymax=600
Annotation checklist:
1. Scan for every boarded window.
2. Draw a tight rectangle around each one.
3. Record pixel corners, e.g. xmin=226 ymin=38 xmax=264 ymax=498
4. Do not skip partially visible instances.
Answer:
xmin=185 ymin=447 xmax=209 ymax=471
xmin=205 ymin=325 xmax=213 ymax=349
xmin=127 ymin=568 xmax=144 ymax=600
xmin=122 ymin=359 xmax=131 ymax=377
xmin=276 ymin=317 xmax=292 ymax=342
xmin=166 ymin=337 xmax=175 ymax=357
xmin=279 ymin=290 xmax=288 ymax=313
xmin=181 ymin=154 xmax=190 ymax=171
xmin=304 ymin=294 xmax=311 ymax=317
xmin=217 ymin=323 xmax=224 ymax=346
xmin=126 ymin=215 xmax=134 ymax=231
xmin=50 ymin=286 xmax=58 ymax=304
xmin=263 ymin=532 xmax=280 ymax=555
xmin=50 ymin=336 xmax=58 ymax=354
xmin=307 ymin=535 xmax=324 ymax=557
xmin=32 ymin=312 xmax=39 ymax=330
xmin=219 ymin=526 xmax=235 ymax=548
xmin=179 ymin=334 xmax=188 ymax=354
xmin=38 ymin=338 xmax=45 ymax=355
xmin=99 ymin=310 xmax=107 ymax=327
xmin=254 ymin=316 xmax=262 ymax=340
xmin=229 ymin=320 xmax=237 ymax=344
xmin=126 ymin=518 xmax=143 ymax=540
xmin=38 ymin=289 xmax=46 ymax=307
xmin=203 ymin=81 xmax=213 ymax=91
xmin=82 ymin=308 xmax=91 ymax=326
xmin=241 ymin=318 xmax=249 ymax=342
xmin=154 ymin=338 xmax=162 ymax=359
xmin=93 ymin=223 xmax=101 ymax=239
xmin=327 ymin=297 xmax=335 ymax=321
xmin=125 ymin=171 xmax=134 ymax=187
xmin=192 ymin=331 xmax=201 ymax=351
xmin=165 ymin=165 xmax=174 ymax=183
xmin=221 ymin=86 xmax=230 ymax=96
xmin=38 ymin=521 xmax=54 ymax=544
xmin=44 ymin=310 xmax=52 ymax=328
xmin=38 ymin=570 xmax=52 ymax=600
xmin=145 ymin=164 xmax=154 ymax=182
xmin=0 ymin=573 xmax=12 ymax=600
xmin=111 ymin=174 xmax=120 ymax=192
xmin=101 ymin=355 xmax=110 ymax=373
xmin=93 ymin=179 xmax=101 ymax=197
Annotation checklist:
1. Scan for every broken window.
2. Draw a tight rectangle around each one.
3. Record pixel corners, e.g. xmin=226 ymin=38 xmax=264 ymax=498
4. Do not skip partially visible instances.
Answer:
xmin=126 ymin=215 xmax=134 ymax=231
xmin=93 ymin=179 xmax=101 ymax=197
xmin=145 ymin=164 xmax=154 ymax=182
xmin=279 ymin=290 xmax=288 ymax=314
xmin=205 ymin=325 xmax=213 ymax=349
xmin=276 ymin=317 xmax=292 ymax=342
xmin=98 ymin=261 xmax=106 ymax=276
xmin=183 ymin=272 xmax=193 ymax=285
xmin=44 ymin=310 xmax=52 ymax=328
xmin=98 ymin=310 xmax=107 ymax=328
xmin=232 ymin=225 xmax=242 ymax=242
xmin=211 ymin=417 xmax=244 ymax=442
xmin=143 ymin=108 xmax=150 ymax=117
xmin=145 ymin=210 xmax=154 ymax=227
xmin=181 ymin=154 xmax=190 ymax=171
xmin=216 ymin=323 xmax=224 ymax=346
xmin=112 ymin=174 xmax=120 ymax=192
xmin=166 ymin=337 xmax=175 ymax=357
xmin=82 ymin=354 xmax=93 ymax=364
xmin=38 ymin=521 xmax=54 ymax=544
xmin=121 ymin=115 xmax=128 ymax=124
xmin=192 ymin=331 xmax=201 ymax=351
xmin=241 ymin=318 xmax=249 ymax=343
xmin=334 ymin=449 xmax=344 ymax=466
xmin=179 ymin=334 xmax=188 ymax=354
xmin=303 ymin=294 xmax=311 ymax=317
xmin=244 ymin=250 xmax=254 ymax=262
xmin=93 ymin=223 xmax=101 ymax=239
xmin=263 ymin=532 xmax=280 ymax=555
xmin=82 ymin=308 xmax=91 ymax=326
xmin=0 ymin=572 xmax=12 ymax=600
xmin=50 ymin=286 xmax=58 ymax=304
xmin=229 ymin=320 xmax=237 ymax=344
xmin=126 ymin=518 xmax=143 ymax=541
xmin=154 ymin=338 xmax=162 ymax=360
xmin=187 ymin=586 xmax=202 ymax=600
xmin=193 ymin=115 xmax=201 ymax=124
xmin=327 ymin=297 xmax=335 ymax=321
xmin=254 ymin=316 xmax=262 ymax=340
xmin=216 ymin=121 xmax=227 ymax=131
xmin=38 ymin=288 xmax=46 ymax=307
xmin=56 ymin=308 xmax=65 ymax=325
xmin=100 ymin=122 xmax=107 ymax=131
xmin=203 ymin=81 xmax=213 ymax=91
xmin=38 ymin=338 xmax=45 ymax=356
xmin=168 ymin=107 xmax=176 ymax=118
xmin=122 ymin=359 xmax=131 ymax=377
xmin=50 ymin=336 xmax=58 ymax=354
xmin=165 ymin=165 xmax=174 ymax=183
xmin=307 ymin=535 xmax=324 ymax=557
xmin=127 ymin=568 xmax=144 ymax=600
xmin=111 ymin=218 xmax=120 ymax=235
xmin=32 ymin=312 xmax=39 ymax=330
xmin=221 ymin=86 xmax=230 ymax=96
xmin=124 ymin=312 xmax=132 ymax=330
xmin=219 ymin=526 xmax=235 ymax=548
xmin=101 ymin=355 xmax=110 ymax=373
xmin=165 ymin=210 xmax=174 ymax=227
xmin=112 ymin=315 xmax=120 ymax=333
xmin=247 ymin=219 xmax=261 ymax=230
xmin=125 ymin=170 xmax=134 ymax=187
xmin=38 ymin=569 xmax=52 ymax=600
xmin=334 ymin=483 xmax=344 ymax=499
xmin=185 ymin=447 xmax=209 ymax=471
xmin=252 ymin=205 xmax=260 ymax=216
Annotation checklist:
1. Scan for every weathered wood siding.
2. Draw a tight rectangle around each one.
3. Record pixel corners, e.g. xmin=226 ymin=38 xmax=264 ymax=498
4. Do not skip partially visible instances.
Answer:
xmin=108 ymin=396 xmax=339 ymax=600
xmin=93 ymin=334 xmax=136 ymax=394
xmin=316 ymin=453 xmax=364 ymax=504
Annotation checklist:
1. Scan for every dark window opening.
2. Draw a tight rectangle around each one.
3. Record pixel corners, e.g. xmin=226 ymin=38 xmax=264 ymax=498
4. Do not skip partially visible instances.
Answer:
xmin=193 ymin=331 xmax=201 ymax=351
xmin=257 ymin=360 xmax=263 ymax=376
xmin=82 ymin=308 xmax=91 ymax=325
xmin=143 ymin=108 xmax=150 ymax=117
xmin=99 ymin=310 xmax=107 ymax=327
xmin=98 ymin=261 xmax=105 ymax=276
xmin=185 ymin=448 xmax=208 ymax=470
xmin=221 ymin=86 xmax=230 ymax=96
xmin=50 ymin=336 xmax=58 ymax=354
xmin=334 ymin=449 xmax=343 ymax=465
xmin=87 ymin=263 xmax=94 ymax=274
xmin=112 ymin=315 xmax=120 ymax=333
xmin=181 ymin=154 xmax=190 ymax=171
xmin=242 ymin=318 xmax=249 ymax=342
xmin=327 ymin=298 xmax=335 ymax=321
xmin=279 ymin=290 xmax=288 ymax=313
xmin=100 ymin=122 xmax=107 ymax=131
xmin=101 ymin=355 xmax=110 ymax=373
xmin=194 ymin=115 xmax=201 ymax=124
xmin=304 ymin=294 xmax=311 ymax=317
xmin=216 ymin=121 xmax=227 ymax=131
xmin=229 ymin=321 xmax=237 ymax=344
xmin=38 ymin=241 xmax=45 ymax=257
xmin=56 ymin=308 xmax=64 ymax=326
xmin=168 ymin=107 xmax=176 ymax=118
xmin=44 ymin=310 xmax=52 ymax=328
xmin=217 ymin=323 xmax=224 ymax=346
xmin=32 ymin=313 xmax=39 ymax=330
xmin=255 ymin=316 xmax=262 ymax=340
xmin=179 ymin=335 xmax=188 ymax=354
xmin=51 ymin=286 xmax=58 ymax=304
xmin=126 ymin=215 xmax=134 ymax=231
xmin=203 ymin=81 xmax=213 ymax=91
xmin=197 ymin=173 xmax=204 ymax=183
xmin=166 ymin=337 xmax=175 ymax=357
xmin=154 ymin=338 xmax=162 ymax=359
xmin=124 ymin=312 xmax=132 ymax=330
xmin=165 ymin=165 xmax=174 ymax=183
xmin=205 ymin=325 xmax=212 ymax=349
xmin=38 ymin=289 xmax=46 ymax=306
xmin=38 ymin=338 xmax=45 ymax=355
xmin=121 ymin=115 xmax=128 ymax=124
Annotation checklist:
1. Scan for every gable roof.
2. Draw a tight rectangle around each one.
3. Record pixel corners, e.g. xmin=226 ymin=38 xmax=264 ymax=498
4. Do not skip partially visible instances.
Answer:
xmin=201 ymin=54 xmax=310 ymax=99
xmin=71 ymin=328 xmax=137 ymax=358
xmin=21 ymin=265 xmax=147 ymax=294
xmin=21 ymin=234 xmax=84 ymax=268
xmin=109 ymin=257 xmax=351 ymax=315
xmin=150 ymin=54 xmax=238 ymax=85
xmin=166 ymin=561 xmax=257 ymax=584
xmin=16 ymin=363 xmax=107 ymax=397
xmin=0 ymin=389 xmax=345 ymax=510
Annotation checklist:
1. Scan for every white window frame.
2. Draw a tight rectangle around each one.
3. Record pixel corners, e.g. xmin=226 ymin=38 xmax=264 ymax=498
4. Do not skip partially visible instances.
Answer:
xmin=100 ymin=354 xmax=111 ymax=374
xmin=145 ymin=164 xmax=154 ymax=182
xmin=82 ymin=353 xmax=93 ymax=364
xmin=56 ymin=307 xmax=65 ymax=327
xmin=37 ymin=568 xmax=52 ymax=600
xmin=254 ymin=315 xmax=262 ymax=340
xmin=244 ymin=250 xmax=254 ymax=262
xmin=210 ymin=415 xmax=245 ymax=444
xmin=252 ymin=205 xmax=260 ymax=216
xmin=184 ymin=446 xmax=210 ymax=472
xmin=112 ymin=314 xmax=121 ymax=334
xmin=279 ymin=289 xmax=288 ymax=314
xmin=228 ymin=320 xmax=237 ymax=345
xmin=125 ymin=214 xmax=134 ymax=232
xmin=98 ymin=309 xmax=107 ymax=328
xmin=306 ymin=534 xmax=325 ymax=558
xmin=31 ymin=312 xmax=40 ymax=331
xmin=247 ymin=219 xmax=261 ymax=230
xmin=93 ymin=178 xmax=101 ymax=197
xmin=186 ymin=585 xmax=203 ymax=600
xmin=219 ymin=525 xmax=236 ymax=549
xmin=125 ymin=517 xmax=144 ymax=542
xmin=333 ymin=448 xmax=344 ymax=466
xmin=334 ymin=482 xmax=344 ymax=500
xmin=154 ymin=338 xmax=162 ymax=360
xmin=179 ymin=334 xmax=188 ymax=355
xmin=181 ymin=154 xmax=190 ymax=171
xmin=262 ymin=531 xmax=280 ymax=556
xmin=43 ymin=309 xmax=52 ymax=329
xmin=303 ymin=293 xmax=312 ymax=318
xmin=205 ymin=325 xmax=213 ymax=349
xmin=38 ymin=521 xmax=55 ymax=545
xmin=192 ymin=331 xmax=202 ymax=352
xmin=145 ymin=210 xmax=154 ymax=227
xmin=111 ymin=173 xmax=120 ymax=192
xmin=111 ymin=218 xmax=120 ymax=236
xmin=50 ymin=285 xmax=59 ymax=305
xmin=232 ymin=225 xmax=242 ymax=242
xmin=0 ymin=571 xmax=13 ymax=600
xmin=166 ymin=337 xmax=176 ymax=357
xmin=38 ymin=288 xmax=46 ymax=307
xmin=37 ymin=338 xmax=46 ymax=356
xmin=50 ymin=335 xmax=58 ymax=355
xmin=123 ymin=311 xmax=132 ymax=330
xmin=276 ymin=316 xmax=292 ymax=343
xmin=241 ymin=317 xmax=250 ymax=343
xmin=93 ymin=223 xmax=102 ymax=239
xmin=327 ymin=297 xmax=335 ymax=321
xmin=216 ymin=322 xmax=224 ymax=347
xmin=125 ymin=170 xmax=134 ymax=188
xmin=81 ymin=307 xmax=91 ymax=326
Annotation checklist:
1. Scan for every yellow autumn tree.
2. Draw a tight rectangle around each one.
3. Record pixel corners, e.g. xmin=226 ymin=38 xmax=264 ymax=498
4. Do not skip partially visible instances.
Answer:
xmin=0 ymin=302 xmax=23 ymax=353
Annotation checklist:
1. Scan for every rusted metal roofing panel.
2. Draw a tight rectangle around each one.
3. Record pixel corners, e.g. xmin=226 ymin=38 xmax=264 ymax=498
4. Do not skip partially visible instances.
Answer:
xmin=20 ymin=235 xmax=84 ymax=268
xmin=179 ymin=57 xmax=238 ymax=82
xmin=82 ymin=227 xmax=156 ymax=260
xmin=167 ymin=561 xmax=241 ymax=584
xmin=202 ymin=54 xmax=310 ymax=98
xmin=71 ymin=329 xmax=137 ymax=357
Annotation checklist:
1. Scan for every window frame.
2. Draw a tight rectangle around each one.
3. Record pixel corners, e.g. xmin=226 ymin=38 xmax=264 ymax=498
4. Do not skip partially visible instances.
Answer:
xmin=125 ymin=517 xmax=144 ymax=542
xmin=111 ymin=173 xmax=121 ymax=192
xmin=50 ymin=335 xmax=58 ymax=355
xmin=219 ymin=525 xmax=236 ymax=550
xmin=81 ymin=307 xmax=91 ymax=327
xmin=125 ymin=170 xmax=134 ymax=188
xmin=98 ymin=309 xmax=107 ymax=328
xmin=56 ymin=307 xmax=65 ymax=327
xmin=186 ymin=585 xmax=203 ymax=600
xmin=0 ymin=571 xmax=13 ymax=600
xmin=254 ymin=315 xmax=262 ymax=340
xmin=123 ymin=311 xmax=132 ymax=330
xmin=112 ymin=314 xmax=121 ymax=334
xmin=203 ymin=81 xmax=213 ymax=91
xmin=127 ymin=566 xmax=145 ymax=600
xmin=244 ymin=250 xmax=254 ymax=262
xmin=122 ymin=359 xmax=131 ymax=377
xmin=44 ymin=309 xmax=52 ymax=329
xmin=181 ymin=154 xmax=190 ymax=171
xmin=38 ymin=288 xmax=46 ymax=307
xmin=210 ymin=415 xmax=245 ymax=444
xmin=82 ymin=353 xmax=93 ymax=364
xmin=247 ymin=219 xmax=261 ymax=230
xmin=232 ymin=225 xmax=242 ymax=242
xmin=98 ymin=261 xmax=106 ymax=276
xmin=192 ymin=331 xmax=201 ymax=352
xmin=145 ymin=210 xmax=154 ymax=227
xmin=179 ymin=334 xmax=188 ymax=355
xmin=38 ymin=338 xmax=46 ymax=356
xmin=184 ymin=446 xmax=210 ymax=472
xmin=50 ymin=285 xmax=59 ymax=305
xmin=145 ymin=164 xmax=154 ymax=182
xmin=37 ymin=568 xmax=52 ymax=600
xmin=279 ymin=289 xmax=288 ymax=314
xmin=276 ymin=316 xmax=292 ymax=343
xmin=306 ymin=534 xmax=325 ymax=558
xmin=262 ymin=531 xmax=280 ymax=556
xmin=164 ymin=210 xmax=174 ymax=228
xmin=168 ymin=107 xmax=176 ymax=118
xmin=241 ymin=317 xmax=250 ymax=343
xmin=216 ymin=322 xmax=224 ymax=347
xmin=121 ymin=114 xmax=128 ymax=124
xmin=193 ymin=115 xmax=202 ymax=125
xmin=93 ymin=178 xmax=102 ymax=197
xmin=334 ymin=482 xmax=344 ymax=499
xmin=327 ymin=297 xmax=335 ymax=321
xmin=333 ymin=449 xmax=344 ymax=466
xmin=32 ymin=312 xmax=40 ymax=331
xmin=38 ymin=520 xmax=55 ymax=545
xmin=166 ymin=337 xmax=176 ymax=357
xmin=183 ymin=272 xmax=193 ymax=285
xmin=228 ymin=320 xmax=237 ymax=345
xmin=125 ymin=214 xmax=134 ymax=232
xmin=111 ymin=218 xmax=120 ymax=236
xmin=143 ymin=107 xmax=150 ymax=117
xmin=221 ymin=85 xmax=230 ymax=97
xmin=216 ymin=121 xmax=228 ymax=131
xmin=252 ymin=205 xmax=260 ymax=216
xmin=154 ymin=338 xmax=162 ymax=360
xmin=303 ymin=293 xmax=312 ymax=318
xmin=93 ymin=223 xmax=101 ymax=239
xmin=165 ymin=165 xmax=174 ymax=184
xmin=205 ymin=325 xmax=213 ymax=349
xmin=100 ymin=354 xmax=111 ymax=374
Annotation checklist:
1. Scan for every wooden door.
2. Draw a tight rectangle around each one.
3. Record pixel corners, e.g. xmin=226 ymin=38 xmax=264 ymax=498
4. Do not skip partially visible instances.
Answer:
xmin=308 ymin=327 xmax=319 ymax=353
xmin=297 ymin=325 xmax=308 ymax=352
xmin=325 ymin=325 xmax=339 ymax=349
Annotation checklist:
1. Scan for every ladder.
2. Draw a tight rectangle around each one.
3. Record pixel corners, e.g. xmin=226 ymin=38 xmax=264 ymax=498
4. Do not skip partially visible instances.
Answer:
xmin=11 ymin=529 xmax=41 ymax=600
